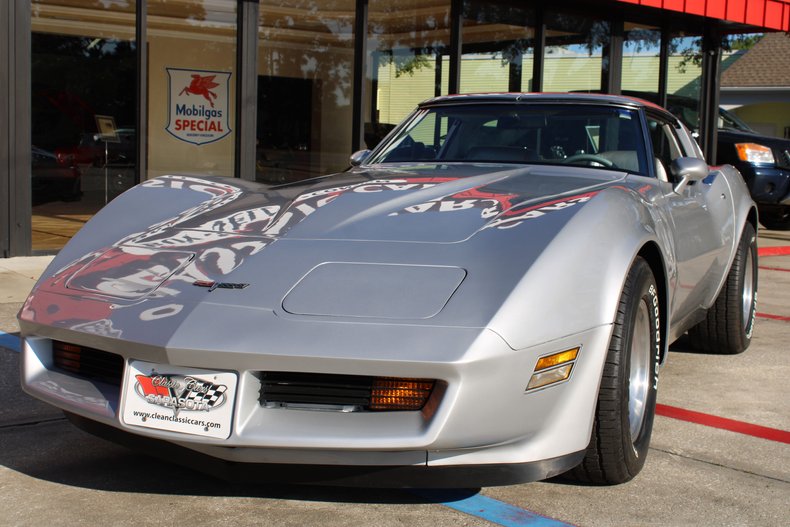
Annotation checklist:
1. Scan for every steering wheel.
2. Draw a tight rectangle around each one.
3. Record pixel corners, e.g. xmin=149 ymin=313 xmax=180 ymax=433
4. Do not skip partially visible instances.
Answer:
xmin=563 ymin=154 xmax=615 ymax=167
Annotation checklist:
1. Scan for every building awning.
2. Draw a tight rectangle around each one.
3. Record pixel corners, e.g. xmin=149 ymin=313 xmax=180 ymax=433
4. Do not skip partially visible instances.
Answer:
xmin=617 ymin=0 xmax=790 ymax=31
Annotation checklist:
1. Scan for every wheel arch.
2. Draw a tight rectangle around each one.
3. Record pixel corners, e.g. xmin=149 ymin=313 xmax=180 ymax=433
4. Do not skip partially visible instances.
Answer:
xmin=636 ymin=241 xmax=670 ymax=364
xmin=747 ymin=205 xmax=759 ymax=235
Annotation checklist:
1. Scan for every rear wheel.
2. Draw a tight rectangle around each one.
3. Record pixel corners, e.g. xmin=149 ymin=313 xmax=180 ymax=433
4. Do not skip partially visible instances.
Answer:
xmin=569 ymin=257 xmax=660 ymax=485
xmin=688 ymin=222 xmax=757 ymax=354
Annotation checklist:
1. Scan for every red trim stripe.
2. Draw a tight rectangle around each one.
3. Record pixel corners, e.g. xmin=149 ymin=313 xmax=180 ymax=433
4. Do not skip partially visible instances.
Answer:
xmin=656 ymin=404 xmax=790 ymax=444
xmin=758 ymin=246 xmax=790 ymax=257
xmin=759 ymin=266 xmax=790 ymax=272
xmin=757 ymin=312 xmax=790 ymax=322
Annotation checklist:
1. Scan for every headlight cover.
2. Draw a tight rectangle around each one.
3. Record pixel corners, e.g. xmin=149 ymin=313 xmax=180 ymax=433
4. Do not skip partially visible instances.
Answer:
xmin=735 ymin=143 xmax=775 ymax=164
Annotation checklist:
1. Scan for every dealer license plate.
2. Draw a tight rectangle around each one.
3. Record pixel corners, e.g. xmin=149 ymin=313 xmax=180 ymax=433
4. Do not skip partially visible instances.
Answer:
xmin=121 ymin=360 xmax=237 ymax=439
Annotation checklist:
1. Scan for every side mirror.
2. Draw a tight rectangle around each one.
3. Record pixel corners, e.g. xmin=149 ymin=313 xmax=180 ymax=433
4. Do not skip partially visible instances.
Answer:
xmin=671 ymin=157 xmax=708 ymax=193
xmin=349 ymin=149 xmax=371 ymax=167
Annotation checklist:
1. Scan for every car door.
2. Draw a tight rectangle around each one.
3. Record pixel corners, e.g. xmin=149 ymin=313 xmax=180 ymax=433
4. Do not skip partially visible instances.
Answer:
xmin=646 ymin=111 xmax=736 ymax=326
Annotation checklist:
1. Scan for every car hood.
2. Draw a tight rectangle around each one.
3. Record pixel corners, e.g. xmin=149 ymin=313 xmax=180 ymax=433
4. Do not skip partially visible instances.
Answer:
xmin=20 ymin=164 xmax=628 ymax=346
xmin=125 ymin=164 xmax=624 ymax=244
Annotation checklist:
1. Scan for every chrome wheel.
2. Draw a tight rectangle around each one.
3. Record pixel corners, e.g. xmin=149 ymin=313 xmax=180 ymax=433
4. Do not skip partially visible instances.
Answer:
xmin=742 ymin=249 xmax=755 ymax=329
xmin=629 ymin=299 xmax=651 ymax=442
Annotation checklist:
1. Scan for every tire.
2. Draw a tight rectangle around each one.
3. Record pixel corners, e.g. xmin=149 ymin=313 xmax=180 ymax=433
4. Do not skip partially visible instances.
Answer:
xmin=688 ymin=223 xmax=757 ymax=355
xmin=569 ymin=257 xmax=660 ymax=485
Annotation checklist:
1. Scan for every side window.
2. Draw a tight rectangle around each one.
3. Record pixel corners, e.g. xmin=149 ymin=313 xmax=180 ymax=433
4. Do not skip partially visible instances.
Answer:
xmin=647 ymin=115 xmax=685 ymax=181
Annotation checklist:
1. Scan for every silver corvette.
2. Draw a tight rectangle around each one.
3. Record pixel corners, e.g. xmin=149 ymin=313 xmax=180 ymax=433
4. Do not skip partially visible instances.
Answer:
xmin=19 ymin=94 xmax=758 ymax=487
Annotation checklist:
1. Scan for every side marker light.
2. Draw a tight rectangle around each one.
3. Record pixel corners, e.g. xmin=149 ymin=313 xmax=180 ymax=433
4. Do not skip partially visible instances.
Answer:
xmin=527 ymin=347 xmax=580 ymax=391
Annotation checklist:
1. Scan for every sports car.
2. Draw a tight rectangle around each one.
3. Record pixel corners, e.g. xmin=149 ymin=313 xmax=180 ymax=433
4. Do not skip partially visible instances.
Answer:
xmin=19 ymin=94 xmax=758 ymax=487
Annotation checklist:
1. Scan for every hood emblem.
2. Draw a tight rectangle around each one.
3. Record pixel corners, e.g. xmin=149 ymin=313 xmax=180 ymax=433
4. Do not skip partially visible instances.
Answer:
xmin=193 ymin=280 xmax=249 ymax=292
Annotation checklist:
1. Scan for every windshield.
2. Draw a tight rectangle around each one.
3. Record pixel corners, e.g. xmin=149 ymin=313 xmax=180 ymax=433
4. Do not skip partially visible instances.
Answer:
xmin=718 ymin=107 xmax=754 ymax=132
xmin=366 ymin=104 xmax=649 ymax=175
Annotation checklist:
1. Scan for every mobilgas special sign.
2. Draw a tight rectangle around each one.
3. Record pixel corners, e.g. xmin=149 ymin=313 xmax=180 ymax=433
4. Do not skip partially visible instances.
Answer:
xmin=166 ymin=68 xmax=232 ymax=145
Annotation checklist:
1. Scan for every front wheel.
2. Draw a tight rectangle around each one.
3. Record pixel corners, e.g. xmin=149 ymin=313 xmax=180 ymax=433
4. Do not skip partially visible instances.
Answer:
xmin=568 ymin=257 xmax=660 ymax=485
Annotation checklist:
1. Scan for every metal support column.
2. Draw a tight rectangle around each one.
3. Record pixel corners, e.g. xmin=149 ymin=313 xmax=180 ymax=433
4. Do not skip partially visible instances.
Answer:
xmin=699 ymin=29 xmax=723 ymax=163
xmin=448 ymin=0 xmax=462 ymax=95
xmin=603 ymin=17 xmax=623 ymax=95
xmin=236 ymin=0 xmax=260 ymax=180
xmin=135 ymin=0 xmax=147 ymax=184
xmin=657 ymin=26 xmax=670 ymax=109
xmin=531 ymin=7 xmax=545 ymax=92
xmin=508 ymin=52 xmax=522 ymax=93
xmin=0 ymin=1 xmax=10 ymax=256
xmin=2 ymin=0 xmax=31 ymax=256
xmin=352 ymin=0 xmax=368 ymax=152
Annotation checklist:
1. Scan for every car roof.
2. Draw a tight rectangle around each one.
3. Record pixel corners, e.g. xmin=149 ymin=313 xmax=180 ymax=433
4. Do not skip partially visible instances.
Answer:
xmin=420 ymin=92 xmax=668 ymax=113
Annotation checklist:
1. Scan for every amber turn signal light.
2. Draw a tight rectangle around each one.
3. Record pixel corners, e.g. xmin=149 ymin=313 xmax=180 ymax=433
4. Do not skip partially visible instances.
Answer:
xmin=370 ymin=377 xmax=435 ymax=410
xmin=527 ymin=347 xmax=580 ymax=391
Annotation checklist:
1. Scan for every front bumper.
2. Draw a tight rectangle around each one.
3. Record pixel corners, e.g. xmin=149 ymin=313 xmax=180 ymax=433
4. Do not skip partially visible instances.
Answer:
xmin=20 ymin=321 xmax=612 ymax=486
xmin=738 ymin=163 xmax=790 ymax=204
xmin=66 ymin=412 xmax=584 ymax=487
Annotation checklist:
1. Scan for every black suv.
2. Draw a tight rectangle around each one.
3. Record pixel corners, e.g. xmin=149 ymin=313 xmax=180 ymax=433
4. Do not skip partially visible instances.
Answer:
xmin=664 ymin=96 xmax=790 ymax=230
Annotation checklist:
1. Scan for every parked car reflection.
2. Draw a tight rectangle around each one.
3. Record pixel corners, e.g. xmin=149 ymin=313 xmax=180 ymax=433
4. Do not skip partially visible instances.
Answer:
xmin=32 ymin=145 xmax=81 ymax=205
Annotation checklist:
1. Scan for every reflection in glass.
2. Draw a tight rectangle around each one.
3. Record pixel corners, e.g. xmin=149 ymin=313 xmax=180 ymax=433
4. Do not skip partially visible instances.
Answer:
xmin=31 ymin=0 xmax=137 ymax=252
xmin=460 ymin=0 xmax=535 ymax=93
xmin=666 ymin=34 xmax=703 ymax=133
xmin=147 ymin=0 xmax=237 ymax=180
xmin=257 ymin=0 xmax=355 ymax=184
xmin=366 ymin=0 xmax=451 ymax=150
xmin=367 ymin=103 xmax=648 ymax=177
xmin=543 ymin=11 xmax=609 ymax=93
xmin=621 ymin=23 xmax=661 ymax=97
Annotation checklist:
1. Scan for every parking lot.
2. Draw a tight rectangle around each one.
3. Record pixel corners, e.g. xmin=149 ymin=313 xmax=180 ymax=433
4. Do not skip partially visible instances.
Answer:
xmin=1 ymin=228 xmax=787 ymax=527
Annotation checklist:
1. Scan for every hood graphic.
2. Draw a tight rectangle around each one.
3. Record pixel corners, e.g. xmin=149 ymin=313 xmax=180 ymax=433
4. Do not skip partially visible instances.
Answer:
xmin=19 ymin=168 xmax=624 ymax=340
xmin=130 ymin=166 xmax=619 ymax=245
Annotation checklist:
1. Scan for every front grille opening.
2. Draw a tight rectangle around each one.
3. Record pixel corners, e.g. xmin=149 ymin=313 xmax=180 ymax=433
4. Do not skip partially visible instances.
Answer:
xmin=259 ymin=372 xmax=436 ymax=412
xmin=52 ymin=340 xmax=124 ymax=386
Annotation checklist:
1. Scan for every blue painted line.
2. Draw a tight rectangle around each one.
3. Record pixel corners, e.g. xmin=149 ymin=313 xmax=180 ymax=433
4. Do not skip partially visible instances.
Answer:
xmin=0 ymin=330 xmax=21 ymax=353
xmin=413 ymin=489 xmax=574 ymax=527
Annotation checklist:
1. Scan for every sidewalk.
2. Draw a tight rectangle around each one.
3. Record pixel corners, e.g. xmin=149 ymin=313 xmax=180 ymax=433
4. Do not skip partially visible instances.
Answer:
xmin=0 ymin=256 xmax=54 ymax=334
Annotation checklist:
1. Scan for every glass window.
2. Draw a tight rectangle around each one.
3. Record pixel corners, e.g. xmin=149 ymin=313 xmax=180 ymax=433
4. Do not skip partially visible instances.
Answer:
xmin=665 ymin=33 xmax=702 ymax=134
xmin=543 ymin=12 xmax=609 ymax=93
xmin=621 ymin=23 xmax=661 ymax=98
xmin=647 ymin=114 xmax=685 ymax=180
xmin=31 ymin=0 xmax=137 ymax=252
xmin=368 ymin=103 xmax=648 ymax=175
xmin=147 ymin=0 xmax=237 ymax=180
xmin=257 ymin=0 xmax=355 ymax=184
xmin=366 ymin=0 xmax=451 ymax=150
xmin=460 ymin=1 xmax=535 ymax=93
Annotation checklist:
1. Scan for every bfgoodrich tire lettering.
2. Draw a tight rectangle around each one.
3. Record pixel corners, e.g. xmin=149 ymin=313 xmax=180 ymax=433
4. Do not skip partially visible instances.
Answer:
xmin=688 ymin=222 xmax=758 ymax=355
xmin=568 ymin=257 xmax=660 ymax=485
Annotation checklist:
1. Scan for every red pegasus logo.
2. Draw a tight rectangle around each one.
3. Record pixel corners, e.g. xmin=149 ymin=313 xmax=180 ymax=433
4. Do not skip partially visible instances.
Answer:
xmin=179 ymin=74 xmax=220 ymax=107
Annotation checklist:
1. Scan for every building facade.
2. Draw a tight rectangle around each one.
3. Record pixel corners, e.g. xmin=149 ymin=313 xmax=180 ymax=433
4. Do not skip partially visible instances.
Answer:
xmin=2 ymin=0 xmax=788 ymax=256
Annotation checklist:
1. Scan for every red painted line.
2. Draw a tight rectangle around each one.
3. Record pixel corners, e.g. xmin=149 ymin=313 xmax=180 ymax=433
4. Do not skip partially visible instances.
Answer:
xmin=757 ymin=312 xmax=790 ymax=322
xmin=656 ymin=404 xmax=790 ymax=444
xmin=759 ymin=266 xmax=790 ymax=272
xmin=758 ymin=246 xmax=790 ymax=257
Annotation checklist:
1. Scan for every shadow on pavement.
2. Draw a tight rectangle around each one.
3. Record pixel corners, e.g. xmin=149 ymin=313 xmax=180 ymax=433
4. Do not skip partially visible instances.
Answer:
xmin=0 ymin=349 xmax=479 ymax=505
